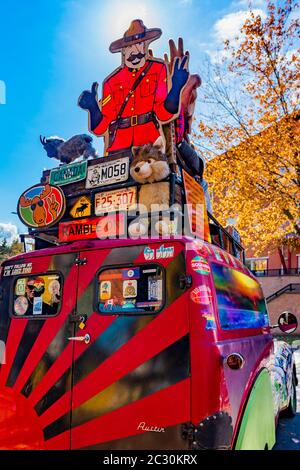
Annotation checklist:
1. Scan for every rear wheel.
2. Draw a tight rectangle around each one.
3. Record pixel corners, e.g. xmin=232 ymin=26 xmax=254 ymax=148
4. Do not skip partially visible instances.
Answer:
xmin=280 ymin=372 xmax=297 ymax=418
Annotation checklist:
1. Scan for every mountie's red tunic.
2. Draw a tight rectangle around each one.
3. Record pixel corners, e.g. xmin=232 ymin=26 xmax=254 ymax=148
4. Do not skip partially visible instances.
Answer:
xmin=93 ymin=59 xmax=174 ymax=152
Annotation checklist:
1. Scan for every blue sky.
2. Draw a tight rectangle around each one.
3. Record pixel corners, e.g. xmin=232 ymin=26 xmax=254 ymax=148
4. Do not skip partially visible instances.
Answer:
xmin=0 ymin=0 xmax=267 ymax=239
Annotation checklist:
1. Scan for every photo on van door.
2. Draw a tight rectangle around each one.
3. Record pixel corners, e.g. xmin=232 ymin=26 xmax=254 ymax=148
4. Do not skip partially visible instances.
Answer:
xmin=97 ymin=265 xmax=164 ymax=314
xmin=12 ymin=274 xmax=62 ymax=317
xmin=212 ymin=264 xmax=269 ymax=330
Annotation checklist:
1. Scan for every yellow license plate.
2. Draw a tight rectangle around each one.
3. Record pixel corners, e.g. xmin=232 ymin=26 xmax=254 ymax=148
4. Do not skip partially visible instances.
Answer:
xmin=95 ymin=187 xmax=137 ymax=214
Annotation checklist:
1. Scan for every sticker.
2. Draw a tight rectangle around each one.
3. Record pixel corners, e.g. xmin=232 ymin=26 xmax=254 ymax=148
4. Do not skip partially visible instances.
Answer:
xmin=14 ymin=296 xmax=28 ymax=316
xmin=86 ymin=157 xmax=129 ymax=189
xmin=230 ymin=254 xmax=238 ymax=268
xmin=156 ymin=245 xmax=174 ymax=259
xmin=136 ymin=301 xmax=161 ymax=308
xmin=122 ymin=268 xmax=140 ymax=280
xmin=193 ymin=240 xmax=209 ymax=256
xmin=190 ymin=285 xmax=213 ymax=305
xmin=15 ymin=279 xmax=26 ymax=296
xmin=202 ymin=313 xmax=217 ymax=330
xmin=95 ymin=187 xmax=137 ymax=214
xmin=222 ymin=251 xmax=231 ymax=265
xmin=100 ymin=281 xmax=111 ymax=300
xmin=50 ymin=160 xmax=87 ymax=186
xmin=142 ymin=269 xmax=157 ymax=274
xmin=143 ymin=245 xmax=174 ymax=261
xmin=211 ymin=247 xmax=222 ymax=262
xmin=148 ymin=278 xmax=162 ymax=301
xmin=144 ymin=247 xmax=155 ymax=261
xmin=70 ymin=196 xmax=91 ymax=219
xmin=191 ymin=256 xmax=211 ymax=275
xmin=122 ymin=299 xmax=136 ymax=309
xmin=33 ymin=297 xmax=43 ymax=315
xmin=103 ymin=298 xmax=118 ymax=310
xmin=33 ymin=278 xmax=45 ymax=296
xmin=123 ymin=280 xmax=137 ymax=298
xmin=4 ymin=263 xmax=33 ymax=277
xmin=18 ymin=184 xmax=66 ymax=229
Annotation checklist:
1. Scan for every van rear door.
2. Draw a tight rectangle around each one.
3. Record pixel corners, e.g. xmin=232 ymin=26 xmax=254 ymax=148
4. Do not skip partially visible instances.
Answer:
xmin=69 ymin=242 xmax=191 ymax=450
xmin=0 ymin=251 xmax=79 ymax=450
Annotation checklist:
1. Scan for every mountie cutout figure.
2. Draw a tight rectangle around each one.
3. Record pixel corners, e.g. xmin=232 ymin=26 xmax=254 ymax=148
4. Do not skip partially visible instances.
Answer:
xmin=78 ymin=19 xmax=189 ymax=155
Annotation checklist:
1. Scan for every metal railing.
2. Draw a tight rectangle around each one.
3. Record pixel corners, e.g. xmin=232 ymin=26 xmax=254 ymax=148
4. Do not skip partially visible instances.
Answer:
xmin=251 ymin=268 xmax=300 ymax=277
xmin=266 ymin=283 xmax=300 ymax=303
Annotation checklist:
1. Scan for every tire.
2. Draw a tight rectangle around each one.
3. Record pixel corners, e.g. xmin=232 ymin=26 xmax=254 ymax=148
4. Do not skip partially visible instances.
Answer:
xmin=280 ymin=372 xmax=297 ymax=418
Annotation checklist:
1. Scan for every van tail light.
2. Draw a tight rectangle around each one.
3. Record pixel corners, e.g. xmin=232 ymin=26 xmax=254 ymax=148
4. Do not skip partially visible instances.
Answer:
xmin=225 ymin=353 xmax=245 ymax=370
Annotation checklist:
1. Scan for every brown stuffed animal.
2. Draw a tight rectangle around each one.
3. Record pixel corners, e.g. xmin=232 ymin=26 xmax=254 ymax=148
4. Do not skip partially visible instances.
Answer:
xmin=129 ymin=137 xmax=175 ymax=236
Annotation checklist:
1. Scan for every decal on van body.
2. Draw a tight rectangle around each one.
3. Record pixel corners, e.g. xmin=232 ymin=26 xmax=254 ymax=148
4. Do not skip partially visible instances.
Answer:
xmin=4 ymin=263 xmax=33 ymax=277
xmin=190 ymin=286 xmax=212 ymax=305
xmin=191 ymin=256 xmax=210 ymax=275
xmin=143 ymin=245 xmax=174 ymax=261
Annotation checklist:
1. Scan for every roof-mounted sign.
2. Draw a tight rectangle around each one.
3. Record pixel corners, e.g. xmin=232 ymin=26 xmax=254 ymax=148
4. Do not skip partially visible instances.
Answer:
xmin=18 ymin=184 xmax=66 ymax=229
xmin=70 ymin=196 xmax=91 ymax=218
xmin=49 ymin=160 xmax=87 ymax=186
xmin=58 ymin=214 xmax=126 ymax=242
xmin=86 ymin=157 xmax=129 ymax=189
xmin=182 ymin=170 xmax=211 ymax=243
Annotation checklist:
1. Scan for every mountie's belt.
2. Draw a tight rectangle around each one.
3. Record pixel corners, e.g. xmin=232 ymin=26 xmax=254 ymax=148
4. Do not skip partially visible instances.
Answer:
xmin=112 ymin=111 xmax=160 ymax=129
xmin=108 ymin=111 xmax=160 ymax=147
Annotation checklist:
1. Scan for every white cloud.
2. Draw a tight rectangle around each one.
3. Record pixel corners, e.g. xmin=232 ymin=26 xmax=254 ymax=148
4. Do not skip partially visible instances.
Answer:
xmin=214 ymin=9 xmax=266 ymax=44
xmin=232 ymin=0 xmax=266 ymax=7
xmin=0 ymin=223 xmax=19 ymax=245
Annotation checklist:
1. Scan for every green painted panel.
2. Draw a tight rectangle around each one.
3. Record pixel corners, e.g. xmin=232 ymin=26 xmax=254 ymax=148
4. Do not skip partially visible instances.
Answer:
xmin=235 ymin=368 xmax=276 ymax=450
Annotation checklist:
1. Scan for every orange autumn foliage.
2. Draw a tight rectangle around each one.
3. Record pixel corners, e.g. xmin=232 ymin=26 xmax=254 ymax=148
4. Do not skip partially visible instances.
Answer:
xmin=197 ymin=0 xmax=300 ymax=254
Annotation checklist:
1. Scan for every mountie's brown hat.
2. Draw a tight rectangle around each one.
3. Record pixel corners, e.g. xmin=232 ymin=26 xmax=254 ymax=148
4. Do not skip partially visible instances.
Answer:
xmin=109 ymin=19 xmax=162 ymax=53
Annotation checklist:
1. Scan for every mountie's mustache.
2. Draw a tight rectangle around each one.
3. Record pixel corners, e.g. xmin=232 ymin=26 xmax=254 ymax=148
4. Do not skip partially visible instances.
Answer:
xmin=127 ymin=52 xmax=145 ymax=63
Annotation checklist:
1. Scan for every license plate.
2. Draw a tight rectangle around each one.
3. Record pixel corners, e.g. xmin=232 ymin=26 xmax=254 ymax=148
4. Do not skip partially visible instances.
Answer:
xmin=86 ymin=157 xmax=129 ymax=189
xmin=95 ymin=187 xmax=137 ymax=214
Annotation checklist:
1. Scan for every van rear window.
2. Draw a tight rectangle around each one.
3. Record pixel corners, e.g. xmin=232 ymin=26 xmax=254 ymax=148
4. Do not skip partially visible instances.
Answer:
xmin=212 ymin=264 xmax=269 ymax=330
xmin=97 ymin=265 xmax=164 ymax=314
xmin=12 ymin=274 xmax=62 ymax=317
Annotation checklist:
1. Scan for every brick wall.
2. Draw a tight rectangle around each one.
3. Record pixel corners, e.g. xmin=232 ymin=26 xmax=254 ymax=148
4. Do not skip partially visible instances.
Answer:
xmin=257 ymin=276 xmax=300 ymax=297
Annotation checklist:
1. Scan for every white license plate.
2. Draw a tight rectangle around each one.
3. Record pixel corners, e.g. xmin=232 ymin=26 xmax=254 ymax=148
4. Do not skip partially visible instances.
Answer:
xmin=95 ymin=187 xmax=137 ymax=214
xmin=86 ymin=157 xmax=129 ymax=189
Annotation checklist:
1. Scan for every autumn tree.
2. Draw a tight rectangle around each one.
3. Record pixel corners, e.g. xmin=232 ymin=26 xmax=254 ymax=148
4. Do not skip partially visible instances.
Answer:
xmin=196 ymin=0 xmax=300 ymax=254
xmin=0 ymin=238 xmax=23 ymax=264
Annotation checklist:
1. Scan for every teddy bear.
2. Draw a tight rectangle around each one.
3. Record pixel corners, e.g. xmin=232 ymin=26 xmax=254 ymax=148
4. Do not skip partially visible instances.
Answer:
xmin=129 ymin=136 xmax=178 ymax=236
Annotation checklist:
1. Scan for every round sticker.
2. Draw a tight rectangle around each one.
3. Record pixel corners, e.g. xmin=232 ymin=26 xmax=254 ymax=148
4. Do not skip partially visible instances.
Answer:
xmin=190 ymin=286 xmax=212 ymax=305
xmin=14 ymin=296 xmax=29 ymax=316
xmin=127 ymin=270 xmax=134 ymax=278
xmin=191 ymin=256 xmax=211 ymax=275
xmin=18 ymin=184 xmax=66 ymax=229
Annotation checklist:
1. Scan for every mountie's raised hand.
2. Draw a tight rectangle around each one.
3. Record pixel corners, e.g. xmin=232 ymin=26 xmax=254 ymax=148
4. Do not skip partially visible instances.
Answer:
xmin=78 ymin=82 xmax=103 ymax=131
xmin=163 ymin=38 xmax=189 ymax=115
xmin=165 ymin=54 xmax=189 ymax=114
